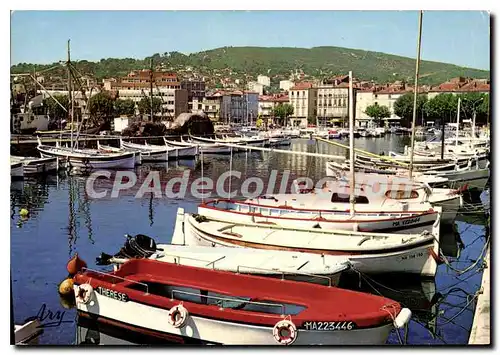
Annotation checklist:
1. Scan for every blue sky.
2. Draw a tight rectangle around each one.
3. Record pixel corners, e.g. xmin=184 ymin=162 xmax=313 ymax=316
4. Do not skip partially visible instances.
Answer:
xmin=10 ymin=10 xmax=490 ymax=70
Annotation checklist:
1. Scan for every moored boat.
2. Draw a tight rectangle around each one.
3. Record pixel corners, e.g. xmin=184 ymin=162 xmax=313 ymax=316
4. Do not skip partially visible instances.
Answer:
xmin=11 ymin=156 xmax=58 ymax=175
xmin=173 ymin=208 xmax=442 ymax=277
xmin=95 ymin=234 xmax=351 ymax=286
xmin=97 ymin=142 xmax=142 ymax=166
xmin=72 ymin=257 xmax=411 ymax=345
xmin=11 ymin=161 xmax=24 ymax=179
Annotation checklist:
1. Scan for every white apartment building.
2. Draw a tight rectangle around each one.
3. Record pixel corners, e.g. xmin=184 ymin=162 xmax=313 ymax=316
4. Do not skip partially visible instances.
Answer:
xmin=247 ymin=81 xmax=265 ymax=95
xmin=288 ymin=83 xmax=317 ymax=128
xmin=355 ymin=87 xmax=406 ymax=127
xmin=117 ymin=87 xmax=188 ymax=118
xmin=258 ymin=95 xmax=289 ymax=119
xmin=279 ymin=80 xmax=294 ymax=92
xmin=257 ymin=75 xmax=271 ymax=87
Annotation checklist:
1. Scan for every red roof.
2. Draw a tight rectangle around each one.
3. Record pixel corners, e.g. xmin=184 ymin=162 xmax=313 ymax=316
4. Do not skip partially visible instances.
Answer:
xmin=290 ymin=82 xmax=314 ymax=90
xmin=429 ymin=78 xmax=490 ymax=93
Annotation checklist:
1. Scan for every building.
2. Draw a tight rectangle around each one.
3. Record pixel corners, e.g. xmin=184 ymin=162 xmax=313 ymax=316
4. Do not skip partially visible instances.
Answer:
xmin=428 ymin=77 xmax=490 ymax=99
xmin=247 ymin=81 xmax=265 ymax=95
xmin=257 ymin=75 xmax=271 ymax=87
xmin=109 ymin=70 xmax=187 ymax=118
xmin=220 ymin=91 xmax=259 ymax=125
xmin=258 ymin=94 xmax=289 ymax=119
xmin=279 ymin=80 xmax=294 ymax=92
xmin=181 ymin=79 xmax=206 ymax=102
xmin=315 ymin=76 xmax=351 ymax=126
xmin=112 ymin=69 xmax=181 ymax=90
xmin=288 ymin=82 xmax=317 ymax=128
xmin=117 ymin=88 xmax=188 ymax=118
xmin=202 ymin=93 xmax=223 ymax=121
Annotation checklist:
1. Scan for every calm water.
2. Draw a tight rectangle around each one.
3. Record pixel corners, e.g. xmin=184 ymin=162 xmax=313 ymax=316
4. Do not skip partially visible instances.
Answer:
xmin=10 ymin=137 xmax=489 ymax=345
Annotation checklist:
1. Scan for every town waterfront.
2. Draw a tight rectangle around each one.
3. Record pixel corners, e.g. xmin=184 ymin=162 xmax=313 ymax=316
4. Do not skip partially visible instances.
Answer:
xmin=10 ymin=137 xmax=489 ymax=345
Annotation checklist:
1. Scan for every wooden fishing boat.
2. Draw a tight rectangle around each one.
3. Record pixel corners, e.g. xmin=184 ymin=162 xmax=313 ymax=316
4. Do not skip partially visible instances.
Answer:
xmin=97 ymin=142 xmax=142 ymax=166
xmin=145 ymin=141 xmax=197 ymax=159
xmin=11 ymin=156 xmax=58 ymax=175
xmin=120 ymin=140 xmax=169 ymax=161
xmin=95 ymin=235 xmax=351 ymax=286
xmin=198 ymin=187 xmax=440 ymax=234
xmin=72 ymin=257 xmax=411 ymax=345
xmin=173 ymin=208 xmax=442 ymax=277
xmin=324 ymin=166 xmax=462 ymax=224
xmin=164 ymin=137 xmax=232 ymax=155
xmin=37 ymin=139 xmax=135 ymax=170
xmin=10 ymin=161 xmax=24 ymax=179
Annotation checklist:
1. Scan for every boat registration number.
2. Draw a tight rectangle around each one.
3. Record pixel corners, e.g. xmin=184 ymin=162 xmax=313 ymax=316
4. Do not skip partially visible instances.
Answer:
xmin=303 ymin=321 xmax=356 ymax=331
xmin=95 ymin=286 xmax=129 ymax=302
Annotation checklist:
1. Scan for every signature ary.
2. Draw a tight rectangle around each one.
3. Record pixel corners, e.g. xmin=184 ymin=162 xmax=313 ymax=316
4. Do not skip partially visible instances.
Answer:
xmin=32 ymin=303 xmax=73 ymax=328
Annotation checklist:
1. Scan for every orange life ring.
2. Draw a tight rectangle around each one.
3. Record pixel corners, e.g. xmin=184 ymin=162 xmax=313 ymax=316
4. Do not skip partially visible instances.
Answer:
xmin=273 ymin=319 xmax=297 ymax=345
xmin=168 ymin=304 xmax=189 ymax=328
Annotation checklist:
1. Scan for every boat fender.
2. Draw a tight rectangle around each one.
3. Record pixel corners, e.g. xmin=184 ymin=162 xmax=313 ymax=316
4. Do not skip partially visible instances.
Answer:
xmin=394 ymin=308 xmax=412 ymax=328
xmin=75 ymin=283 xmax=94 ymax=304
xmin=273 ymin=320 xmax=297 ymax=345
xmin=168 ymin=304 xmax=189 ymax=328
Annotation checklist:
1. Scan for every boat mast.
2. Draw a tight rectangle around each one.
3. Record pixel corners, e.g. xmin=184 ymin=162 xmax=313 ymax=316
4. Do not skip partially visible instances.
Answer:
xmin=348 ymin=71 xmax=355 ymax=217
xmin=67 ymin=39 xmax=74 ymax=151
xmin=455 ymin=97 xmax=461 ymax=147
xmin=149 ymin=58 xmax=154 ymax=122
xmin=408 ymin=10 xmax=423 ymax=178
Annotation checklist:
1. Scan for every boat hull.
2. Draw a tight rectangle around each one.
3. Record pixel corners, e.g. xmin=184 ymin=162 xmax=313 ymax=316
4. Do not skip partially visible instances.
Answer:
xmin=198 ymin=204 xmax=438 ymax=235
xmin=10 ymin=163 xmax=24 ymax=179
xmin=75 ymin=294 xmax=394 ymax=345
xmin=181 ymin=216 xmax=439 ymax=278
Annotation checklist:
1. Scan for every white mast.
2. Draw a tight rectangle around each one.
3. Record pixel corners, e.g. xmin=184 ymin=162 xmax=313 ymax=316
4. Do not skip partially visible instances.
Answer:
xmin=348 ymin=71 xmax=355 ymax=217
xmin=408 ymin=10 xmax=423 ymax=178
xmin=455 ymin=97 xmax=461 ymax=146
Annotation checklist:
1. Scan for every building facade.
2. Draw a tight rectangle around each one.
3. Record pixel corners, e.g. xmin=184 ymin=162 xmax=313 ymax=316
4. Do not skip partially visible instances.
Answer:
xmin=247 ymin=81 xmax=265 ymax=95
xmin=279 ymin=80 xmax=294 ymax=92
xmin=220 ymin=91 xmax=259 ymax=125
xmin=258 ymin=94 xmax=289 ymax=119
xmin=257 ymin=75 xmax=271 ymax=87
xmin=181 ymin=79 xmax=206 ymax=101
xmin=288 ymin=82 xmax=317 ymax=128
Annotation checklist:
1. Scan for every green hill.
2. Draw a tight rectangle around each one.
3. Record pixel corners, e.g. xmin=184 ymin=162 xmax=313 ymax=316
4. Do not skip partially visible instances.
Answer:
xmin=11 ymin=46 xmax=490 ymax=86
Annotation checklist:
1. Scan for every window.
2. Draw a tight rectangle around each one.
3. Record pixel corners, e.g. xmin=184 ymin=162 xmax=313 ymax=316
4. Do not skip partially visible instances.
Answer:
xmin=331 ymin=193 xmax=369 ymax=204
xmin=385 ymin=190 xmax=419 ymax=199
xmin=374 ymin=94 xmax=378 ymax=99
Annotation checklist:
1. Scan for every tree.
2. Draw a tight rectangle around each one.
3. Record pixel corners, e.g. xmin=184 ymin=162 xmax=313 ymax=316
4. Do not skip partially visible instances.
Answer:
xmin=393 ymin=93 xmax=428 ymax=127
xmin=272 ymin=103 xmax=294 ymax=126
xmin=458 ymin=92 xmax=489 ymax=125
xmin=114 ymin=99 xmax=136 ymax=117
xmin=423 ymin=93 xmax=458 ymax=126
xmin=88 ymin=92 xmax=115 ymax=124
xmin=138 ymin=97 xmax=162 ymax=116
xmin=43 ymin=94 xmax=70 ymax=121
xmin=364 ymin=104 xmax=391 ymax=127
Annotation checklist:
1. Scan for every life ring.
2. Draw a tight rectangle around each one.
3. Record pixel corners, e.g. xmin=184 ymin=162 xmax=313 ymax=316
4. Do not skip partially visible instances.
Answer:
xmin=75 ymin=284 xmax=94 ymax=304
xmin=273 ymin=319 xmax=297 ymax=345
xmin=168 ymin=304 xmax=189 ymax=328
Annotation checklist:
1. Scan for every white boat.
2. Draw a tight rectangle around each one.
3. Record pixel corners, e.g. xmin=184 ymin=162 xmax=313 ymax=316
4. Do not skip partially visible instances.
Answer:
xmin=99 ymin=239 xmax=350 ymax=287
xmin=11 ymin=161 xmax=24 ymax=179
xmin=120 ymin=140 xmax=169 ymax=161
xmin=164 ymin=137 xmax=232 ymax=155
xmin=198 ymin=183 xmax=440 ymax=234
xmin=72 ymin=254 xmax=411 ymax=345
xmin=11 ymin=156 xmax=58 ymax=175
xmin=14 ymin=319 xmax=43 ymax=345
xmin=325 ymin=164 xmax=462 ymax=224
xmin=175 ymin=208 xmax=442 ymax=277
xmin=97 ymin=142 xmax=142 ymax=166
xmin=37 ymin=143 xmax=135 ymax=169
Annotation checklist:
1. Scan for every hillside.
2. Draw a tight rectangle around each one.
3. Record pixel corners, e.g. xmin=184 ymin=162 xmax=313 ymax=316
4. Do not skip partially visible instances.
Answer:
xmin=10 ymin=46 xmax=490 ymax=86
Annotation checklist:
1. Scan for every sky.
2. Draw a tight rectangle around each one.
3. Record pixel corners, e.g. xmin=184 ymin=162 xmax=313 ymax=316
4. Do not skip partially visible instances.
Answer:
xmin=10 ymin=10 xmax=490 ymax=70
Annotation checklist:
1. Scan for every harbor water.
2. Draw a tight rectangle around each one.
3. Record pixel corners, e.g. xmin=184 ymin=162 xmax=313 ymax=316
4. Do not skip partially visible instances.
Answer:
xmin=10 ymin=136 xmax=490 ymax=345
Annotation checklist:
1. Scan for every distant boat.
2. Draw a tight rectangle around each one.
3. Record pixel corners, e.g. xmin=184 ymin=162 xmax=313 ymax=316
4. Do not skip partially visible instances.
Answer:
xmin=37 ymin=138 xmax=135 ymax=169
xmin=121 ymin=139 xmax=196 ymax=161
xmin=164 ymin=137 xmax=232 ymax=155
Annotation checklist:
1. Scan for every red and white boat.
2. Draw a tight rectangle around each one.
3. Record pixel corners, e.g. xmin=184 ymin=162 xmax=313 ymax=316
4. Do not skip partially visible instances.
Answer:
xmin=173 ymin=208 xmax=443 ymax=277
xmin=72 ymin=258 xmax=411 ymax=345
xmin=198 ymin=189 xmax=440 ymax=234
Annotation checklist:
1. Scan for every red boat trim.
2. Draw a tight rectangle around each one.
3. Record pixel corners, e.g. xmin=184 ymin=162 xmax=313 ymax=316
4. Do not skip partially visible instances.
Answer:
xmin=200 ymin=203 xmax=438 ymax=224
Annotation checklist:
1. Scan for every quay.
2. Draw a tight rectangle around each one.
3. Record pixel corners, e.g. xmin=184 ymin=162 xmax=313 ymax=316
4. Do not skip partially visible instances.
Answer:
xmin=468 ymin=242 xmax=490 ymax=345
